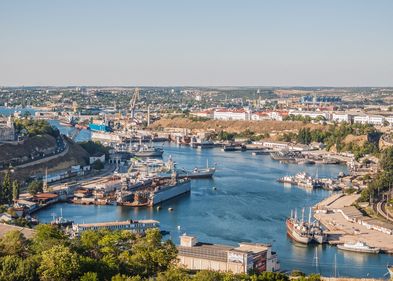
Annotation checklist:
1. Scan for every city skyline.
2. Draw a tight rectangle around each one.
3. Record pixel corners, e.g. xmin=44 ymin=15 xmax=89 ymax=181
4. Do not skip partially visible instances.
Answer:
xmin=1 ymin=0 xmax=393 ymax=87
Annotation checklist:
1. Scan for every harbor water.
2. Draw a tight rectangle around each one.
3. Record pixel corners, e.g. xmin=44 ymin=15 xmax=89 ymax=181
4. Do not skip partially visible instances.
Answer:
xmin=35 ymin=144 xmax=393 ymax=278
xmin=1 ymin=107 xmax=391 ymax=277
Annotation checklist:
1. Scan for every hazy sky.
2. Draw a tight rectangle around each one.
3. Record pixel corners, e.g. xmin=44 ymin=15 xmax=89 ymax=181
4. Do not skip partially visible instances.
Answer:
xmin=1 ymin=0 xmax=392 ymax=87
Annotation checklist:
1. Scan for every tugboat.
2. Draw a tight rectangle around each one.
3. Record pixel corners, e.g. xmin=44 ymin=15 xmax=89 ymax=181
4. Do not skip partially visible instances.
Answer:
xmin=337 ymin=241 xmax=380 ymax=254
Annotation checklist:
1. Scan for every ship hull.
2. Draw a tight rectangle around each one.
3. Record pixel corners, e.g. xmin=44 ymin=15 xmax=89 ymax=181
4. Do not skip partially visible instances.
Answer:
xmin=134 ymin=151 xmax=164 ymax=157
xmin=151 ymin=180 xmax=191 ymax=205
xmin=286 ymin=219 xmax=312 ymax=244
xmin=337 ymin=244 xmax=380 ymax=254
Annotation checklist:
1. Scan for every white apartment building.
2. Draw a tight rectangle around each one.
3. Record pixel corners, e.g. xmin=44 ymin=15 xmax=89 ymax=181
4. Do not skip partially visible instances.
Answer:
xmin=250 ymin=111 xmax=288 ymax=121
xmin=251 ymin=112 xmax=269 ymax=121
xmin=268 ymin=111 xmax=288 ymax=121
xmin=213 ymin=109 xmax=250 ymax=121
xmin=289 ymin=110 xmax=330 ymax=120
xmin=353 ymin=115 xmax=385 ymax=126
xmin=332 ymin=113 xmax=353 ymax=123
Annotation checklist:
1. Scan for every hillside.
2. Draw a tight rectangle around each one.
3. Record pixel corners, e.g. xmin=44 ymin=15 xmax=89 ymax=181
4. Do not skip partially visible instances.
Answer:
xmin=149 ymin=117 xmax=325 ymax=134
xmin=0 ymin=137 xmax=89 ymax=181
xmin=0 ymin=134 xmax=57 ymax=163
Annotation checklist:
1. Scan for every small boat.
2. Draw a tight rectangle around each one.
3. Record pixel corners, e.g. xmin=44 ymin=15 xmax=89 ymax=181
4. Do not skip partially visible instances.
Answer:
xmin=51 ymin=216 xmax=73 ymax=227
xmin=50 ymin=208 xmax=73 ymax=227
xmin=337 ymin=241 xmax=380 ymax=254
xmin=168 ymin=207 xmax=174 ymax=211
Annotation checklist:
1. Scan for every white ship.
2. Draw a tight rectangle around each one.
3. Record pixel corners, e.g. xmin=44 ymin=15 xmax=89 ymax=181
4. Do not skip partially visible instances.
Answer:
xmin=132 ymin=143 xmax=164 ymax=157
xmin=177 ymin=160 xmax=216 ymax=179
xmin=337 ymin=241 xmax=380 ymax=254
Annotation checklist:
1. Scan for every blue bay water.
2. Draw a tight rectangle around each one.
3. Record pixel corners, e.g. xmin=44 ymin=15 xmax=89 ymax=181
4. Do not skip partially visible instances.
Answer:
xmin=35 ymin=144 xmax=393 ymax=278
xmin=2 ymin=107 xmax=391 ymax=277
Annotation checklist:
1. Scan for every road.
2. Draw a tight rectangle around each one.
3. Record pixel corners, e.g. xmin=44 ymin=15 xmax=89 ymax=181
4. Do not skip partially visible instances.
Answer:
xmin=375 ymin=201 xmax=393 ymax=223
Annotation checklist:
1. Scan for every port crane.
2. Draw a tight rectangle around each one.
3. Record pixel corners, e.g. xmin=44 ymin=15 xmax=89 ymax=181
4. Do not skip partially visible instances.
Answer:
xmin=130 ymin=87 xmax=140 ymax=122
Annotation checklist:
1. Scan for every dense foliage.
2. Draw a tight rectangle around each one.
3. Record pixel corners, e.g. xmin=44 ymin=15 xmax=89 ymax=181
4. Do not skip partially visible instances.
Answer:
xmin=80 ymin=141 xmax=110 ymax=157
xmin=215 ymin=130 xmax=270 ymax=142
xmin=14 ymin=119 xmax=59 ymax=138
xmin=361 ymin=146 xmax=393 ymax=201
xmin=0 ymin=225 xmax=318 ymax=281
xmin=0 ymin=170 xmax=20 ymax=205
xmin=0 ymin=226 xmax=176 ymax=281
xmin=27 ymin=180 xmax=43 ymax=196
xmin=279 ymin=123 xmax=379 ymax=159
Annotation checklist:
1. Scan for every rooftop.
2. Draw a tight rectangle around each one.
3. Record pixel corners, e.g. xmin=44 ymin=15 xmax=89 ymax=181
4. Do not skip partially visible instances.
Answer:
xmin=34 ymin=193 xmax=58 ymax=199
xmin=76 ymin=219 xmax=159 ymax=228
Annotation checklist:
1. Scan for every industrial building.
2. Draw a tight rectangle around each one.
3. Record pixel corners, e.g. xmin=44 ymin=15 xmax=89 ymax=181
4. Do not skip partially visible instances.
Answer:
xmin=177 ymin=235 xmax=280 ymax=274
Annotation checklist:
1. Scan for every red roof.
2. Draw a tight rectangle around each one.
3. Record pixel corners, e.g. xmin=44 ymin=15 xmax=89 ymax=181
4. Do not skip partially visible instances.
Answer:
xmin=34 ymin=193 xmax=58 ymax=199
xmin=215 ymin=109 xmax=247 ymax=113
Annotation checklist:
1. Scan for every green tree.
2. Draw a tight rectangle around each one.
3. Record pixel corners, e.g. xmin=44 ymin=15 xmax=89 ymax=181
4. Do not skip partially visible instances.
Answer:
xmin=0 ymin=230 xmax=28 ymax=257
xmin=119 ymin=228 xmax=177 ymax=278
xmin=111 ymin=274 xmax=142 ymax=281
xmin=27 ymin=180 xmax=43 ymax=196
xmin=2 ymin=170 xmax=12 ymax=205
xmin=80 ymin=272 xmax=99 ymax=281
xmin=32 ymin=224 xmax=68 ymax=253
xmin=92 ymin=160 xmax=104 ymax=170
xmin=0 ymin=255 xmax=38 ymax=281
xmin=38 ymin=245 xmax=80 ymax=281
xmin=193 ymin=270 xmax=223 ymax=281
xmin=156 ymin=267 xmax=191 ymax=281
xmin=12 ymin=180 xmax=20 ymax=202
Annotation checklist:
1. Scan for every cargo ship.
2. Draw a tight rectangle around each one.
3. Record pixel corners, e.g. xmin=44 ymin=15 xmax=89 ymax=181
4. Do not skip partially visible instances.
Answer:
xmin=337 ymin=241 xmax=380 ymax=254
xmin=286 ymin=208 xmax=327 ymax=244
